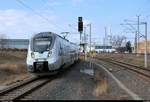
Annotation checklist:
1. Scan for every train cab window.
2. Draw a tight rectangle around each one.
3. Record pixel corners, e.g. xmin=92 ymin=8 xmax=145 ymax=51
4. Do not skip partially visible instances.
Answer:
xmin=33 ymin=37 xmax=52 ymax=53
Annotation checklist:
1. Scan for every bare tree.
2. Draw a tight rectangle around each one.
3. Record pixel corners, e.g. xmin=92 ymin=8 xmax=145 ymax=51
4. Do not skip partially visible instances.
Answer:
xmin=111 ymin=35 xmax=126 ymax=48
xmin=0 ymin=34 xmax=7 ymax=49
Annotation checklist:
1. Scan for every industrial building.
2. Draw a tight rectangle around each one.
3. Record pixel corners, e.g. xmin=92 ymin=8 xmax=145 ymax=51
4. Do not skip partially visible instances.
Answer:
xmin=137 ymin=40 xmax=150 ymax=53
xmin=0 ymin=39 xmax=29 ymax=49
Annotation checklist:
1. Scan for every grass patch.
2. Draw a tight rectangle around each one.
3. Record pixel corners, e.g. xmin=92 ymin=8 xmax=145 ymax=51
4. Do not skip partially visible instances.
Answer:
xmin=0 ymin=51 xmax=30 ymax=85
xmin=0 ymin=63 xmax=27 ymax=74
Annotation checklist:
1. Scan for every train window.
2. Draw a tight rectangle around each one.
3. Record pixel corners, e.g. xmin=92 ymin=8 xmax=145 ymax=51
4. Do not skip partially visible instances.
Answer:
xmin=35 ymin=41 xmax=50 ymax=45
xmin=33 ymin=37 xmax=52 ymax=52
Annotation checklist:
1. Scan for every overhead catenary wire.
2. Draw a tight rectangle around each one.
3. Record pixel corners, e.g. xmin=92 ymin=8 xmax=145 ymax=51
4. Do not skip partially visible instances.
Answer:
xmin=122 ymin=21 xmax=143 ymax=37
xmin=15 ymin=0 xmax=64 ymax=32
xmin=39 ymin=0 xmax=55 ymax=11
xmin=121 ymin=24 xmax=135 ymax=33
xmin=40 ymin=0 xmax=74 ymax=35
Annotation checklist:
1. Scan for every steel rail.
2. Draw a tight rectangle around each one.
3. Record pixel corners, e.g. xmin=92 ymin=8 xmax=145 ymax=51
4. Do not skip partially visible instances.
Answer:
xmin=112 ymin=59 xmax=150 ymax=71
xmin=13 ymin=79 xmax=51 ymax=100
xmin=0 ymin=77 xmax=38 ymax=96
xmin=97 ymin=58 xmax=150 ymax=79
xmin=0 ymin=77 xmax=51 ymax=101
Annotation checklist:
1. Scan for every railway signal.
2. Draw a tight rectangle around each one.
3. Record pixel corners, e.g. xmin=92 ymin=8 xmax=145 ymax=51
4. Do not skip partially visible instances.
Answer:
xmin=78 ymin=17 xmax=83 ymax=32
xmin=78 ymin=17 xmax=83 ymax=53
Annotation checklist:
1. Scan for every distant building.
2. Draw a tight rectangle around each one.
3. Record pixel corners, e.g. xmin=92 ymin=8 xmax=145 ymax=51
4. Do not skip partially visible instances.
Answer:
xmin=0 ymin=39 xmax=29 ymax=49
xmin=84 ymin=43 xmax=116 ymax=53
xmin=138 ymin=40 xmax=150 ymax=53
xmin=94 ymin=45 xmax=116 ymax=53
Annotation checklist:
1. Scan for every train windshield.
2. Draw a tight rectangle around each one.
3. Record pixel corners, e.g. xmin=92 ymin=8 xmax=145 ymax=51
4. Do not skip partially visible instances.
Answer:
xmin=33 ymin=37 xmax=52 ymax=53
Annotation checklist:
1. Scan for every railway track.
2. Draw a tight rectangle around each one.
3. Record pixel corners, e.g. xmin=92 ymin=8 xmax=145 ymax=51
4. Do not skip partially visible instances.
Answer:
xmin=95 ymin=58 xmax=150 ymax=79
xmin=0 ymin=77 xmax=52 ymax=100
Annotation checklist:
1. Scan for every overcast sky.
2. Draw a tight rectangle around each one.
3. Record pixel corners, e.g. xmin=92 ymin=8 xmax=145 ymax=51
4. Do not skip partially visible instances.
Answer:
xmin=0 ymin=0 xmax=150 ymax=44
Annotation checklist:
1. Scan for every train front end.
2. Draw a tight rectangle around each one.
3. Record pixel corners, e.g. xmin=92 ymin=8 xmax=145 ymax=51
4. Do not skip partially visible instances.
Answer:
xmin=26 ymin=32 xmax=59 ymax=76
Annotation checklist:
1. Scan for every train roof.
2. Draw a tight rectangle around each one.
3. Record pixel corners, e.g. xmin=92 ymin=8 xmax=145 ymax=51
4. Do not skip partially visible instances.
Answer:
xmin=31 ymin=32 xmax=78 ymax=46
xmin=56 ymin=33 xmax=77 ymax=46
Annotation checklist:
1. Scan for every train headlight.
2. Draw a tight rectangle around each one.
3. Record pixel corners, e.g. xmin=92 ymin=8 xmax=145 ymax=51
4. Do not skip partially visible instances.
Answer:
xmin=48 ymin=51 xmax=52 ymax=57
xmin=31 ymin=52 xmax=35 ymax=59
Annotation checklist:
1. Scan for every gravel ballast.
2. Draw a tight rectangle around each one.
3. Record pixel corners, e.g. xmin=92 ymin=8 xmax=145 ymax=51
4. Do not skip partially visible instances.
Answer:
xmin=94 ymin=59 xmax=150 ymax=100
xmin=23 ymin=61 xmax=131 ymax=100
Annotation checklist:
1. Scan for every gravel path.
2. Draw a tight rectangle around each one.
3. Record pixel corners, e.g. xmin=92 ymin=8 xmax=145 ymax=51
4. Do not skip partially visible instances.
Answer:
xmin=94 ymin=59 xmax=150 ymax=100
xmin=22 ymin=61 xmax=132 ymax=100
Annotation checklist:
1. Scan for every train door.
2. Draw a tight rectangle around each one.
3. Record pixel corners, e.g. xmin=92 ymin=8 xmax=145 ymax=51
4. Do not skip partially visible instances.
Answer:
xmin=66 ymin=43 xmax=70 ymax=63
xmin=59 ymin=41 xmax=64 ymax=65
xmin=64 ymin=41 xmax=67 ymax=64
